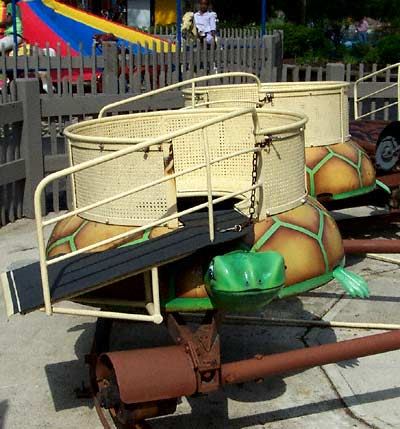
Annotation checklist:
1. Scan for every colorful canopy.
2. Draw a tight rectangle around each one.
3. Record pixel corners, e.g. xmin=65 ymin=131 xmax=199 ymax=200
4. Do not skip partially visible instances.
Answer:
xmin=2 ymin=0 xmax=171 ymax=55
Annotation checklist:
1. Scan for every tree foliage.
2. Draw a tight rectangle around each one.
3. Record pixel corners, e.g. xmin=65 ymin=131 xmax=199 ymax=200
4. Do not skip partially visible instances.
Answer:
xmin=278 ymin=23 xmax=331 ymax=61
xmin=214 ymin=0 xmax=400 ymax=26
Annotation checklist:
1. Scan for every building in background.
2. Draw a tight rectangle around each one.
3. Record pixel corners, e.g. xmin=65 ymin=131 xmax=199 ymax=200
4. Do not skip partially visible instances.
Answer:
xmin=127 ymin=0 xmax=176 ymax=28
xmin=154 ymin=0 xmax=176 ymax=26
xmin=58 ymin=0 xmax=176 ymax=28
xmin=127 ymin=0 xmax=150 ymax=28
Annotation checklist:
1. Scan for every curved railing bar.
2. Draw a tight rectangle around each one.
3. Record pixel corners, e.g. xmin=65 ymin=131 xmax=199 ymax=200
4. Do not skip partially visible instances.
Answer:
xmin=354 ymin=62 xmax=400 ymax=120
xmin=182 ymin=100 xmax=266 ymax=109
xmin=65 ymin=109 xmax=307 ymax=145
xmin=35 ymin=107 xmax=257 ymax=318
xmin=98 ymin=72 xmax=262 ymax=117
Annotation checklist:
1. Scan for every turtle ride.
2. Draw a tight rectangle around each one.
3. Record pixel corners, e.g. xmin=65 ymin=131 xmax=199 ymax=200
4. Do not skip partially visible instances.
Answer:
xmin=334 ymin=62 xmax=400 ymax=255
xmin=181 ymin=80 xmax=380 ymax=207
xmin=1 ymin=73 xmax=399 ymax=429
xmin=180 ymin=74 xmax=400 ymax=257
xmin=351 ymin=62 xmax=400 ymax=202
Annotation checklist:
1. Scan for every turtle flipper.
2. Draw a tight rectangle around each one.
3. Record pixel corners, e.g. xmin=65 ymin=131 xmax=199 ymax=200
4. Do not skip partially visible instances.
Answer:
xmin=333 ymin=266 xmax=370 ymax=298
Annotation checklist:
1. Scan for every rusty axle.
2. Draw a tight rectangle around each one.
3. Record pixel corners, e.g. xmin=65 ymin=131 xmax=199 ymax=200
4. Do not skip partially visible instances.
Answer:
xmin=221 ymin=329 xmax=400 ymax=385
xmin=99 ymin=329 xmax=400 ymax=407
xmin=343 ymin=239 xmax=400 ymax=254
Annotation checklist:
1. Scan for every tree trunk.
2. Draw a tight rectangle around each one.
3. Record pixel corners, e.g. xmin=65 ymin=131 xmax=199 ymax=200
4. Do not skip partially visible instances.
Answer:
xmin=300 ymin=0 xmax=307 ymax=24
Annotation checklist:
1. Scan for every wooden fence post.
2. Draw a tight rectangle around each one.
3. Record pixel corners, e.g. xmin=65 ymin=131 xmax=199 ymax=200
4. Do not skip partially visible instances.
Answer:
xmin=273 ymin=30 xmax=284 ymax=82
xmin=102 ymin=41 xmax=119 ymax=94
xmin=17 ymin=78 xmax=44 ymax=218
xmin=263 ymin=35 xmax=274 ymax=81
xmin=262 ymin=32 xmax=283 ymax=82
xmin=326 ymin=63 xmax=345 ymax=81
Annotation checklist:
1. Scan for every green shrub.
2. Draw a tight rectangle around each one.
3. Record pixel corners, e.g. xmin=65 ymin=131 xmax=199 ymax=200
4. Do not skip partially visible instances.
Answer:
xmin=269 ymin=23 xmax=331 ymax=62
xmin=372 ymin=34 xmax=400 ymax=64
xmin=347 ymin=42 xmax=376 ymax=63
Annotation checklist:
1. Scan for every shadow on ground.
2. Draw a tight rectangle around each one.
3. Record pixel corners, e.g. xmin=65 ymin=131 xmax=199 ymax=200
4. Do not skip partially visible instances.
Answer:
xmin=44 ymin=322 xmax=95 ymax=412
xmin=150 ymin=386 xmax=400 ymax=429
xmin=0 ymin=400 xmax=8 ymax=429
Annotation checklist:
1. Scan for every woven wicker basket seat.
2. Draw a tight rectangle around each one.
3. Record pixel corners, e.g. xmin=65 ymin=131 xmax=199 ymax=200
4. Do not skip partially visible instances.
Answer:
xmin=183 ymin=81 xmax=350 ymax=147
xmin=183 ymin=81 xmax=376 ymax=200
xmin=64 ymin=108 xmax=307 ymax=226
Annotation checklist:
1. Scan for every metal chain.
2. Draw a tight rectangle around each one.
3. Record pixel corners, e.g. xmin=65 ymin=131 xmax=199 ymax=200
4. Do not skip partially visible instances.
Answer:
xmin=248 ymin=137 xmax=271 ymax=222
xmin=248 ymin=147 xmax=259 ymax=221
xmin=217 ymin=137 xmax=271 ymax=234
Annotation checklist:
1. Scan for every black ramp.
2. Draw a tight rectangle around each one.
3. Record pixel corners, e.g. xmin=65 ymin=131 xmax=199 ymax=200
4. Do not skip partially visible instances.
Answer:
xmin=1 ymin=210 xmax=252 ymax=317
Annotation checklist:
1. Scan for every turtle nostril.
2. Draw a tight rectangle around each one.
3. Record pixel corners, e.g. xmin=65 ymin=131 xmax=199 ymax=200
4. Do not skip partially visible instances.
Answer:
xmin=258 ymin=279 xmax=262 ymax=284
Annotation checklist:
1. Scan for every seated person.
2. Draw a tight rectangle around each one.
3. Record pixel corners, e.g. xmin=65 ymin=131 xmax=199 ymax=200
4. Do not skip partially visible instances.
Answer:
xmin=194 ymin=0 xmax=216 ymax=45
xmin=0 ymin=0 xmax=23 ymax=53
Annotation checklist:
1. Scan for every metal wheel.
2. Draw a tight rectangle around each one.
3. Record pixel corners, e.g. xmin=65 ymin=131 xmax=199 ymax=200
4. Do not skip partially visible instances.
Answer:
xmin=376 ymin=135 xmax=400 ymax=171
xmin=89 ymin=318 xmax=155 ymax=429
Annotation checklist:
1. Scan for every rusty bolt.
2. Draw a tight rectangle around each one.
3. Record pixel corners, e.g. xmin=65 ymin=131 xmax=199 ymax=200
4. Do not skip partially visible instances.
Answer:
xmin=97 ymin=378 xmax=110 ymax=388
xmin=225 ymin=375 xmax=234 ymax=383
xmin=202 ymin=371 xmax=213 ymax=381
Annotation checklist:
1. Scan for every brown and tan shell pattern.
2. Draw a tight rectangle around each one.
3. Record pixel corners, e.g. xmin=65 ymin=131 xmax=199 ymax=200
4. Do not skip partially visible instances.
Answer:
xmin=159 ymin=197 xmax=345 ymax=300
xmin=243 ymin=197 xmax=344 ymax=286
xmin=306 ymin=140 xmax=376 ymax=199
xmin=46 ymin=199 xmax=344 ymax=299
xmin=46 ymin=215 xmax=170 ymax=258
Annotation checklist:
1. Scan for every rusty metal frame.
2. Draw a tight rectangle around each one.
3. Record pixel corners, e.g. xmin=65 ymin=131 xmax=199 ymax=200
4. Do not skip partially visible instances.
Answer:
xmin=88 ymin=311 xmax=400 ymax=428
xmin=336 ymin=210 xmax=400 ymax=255
xmin=167 ymin=312 xmax=222 ymax=393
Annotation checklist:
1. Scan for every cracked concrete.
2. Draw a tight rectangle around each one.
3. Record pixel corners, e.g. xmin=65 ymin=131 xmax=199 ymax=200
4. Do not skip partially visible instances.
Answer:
xmin=0 ymin=210 xmax=399 ymax=428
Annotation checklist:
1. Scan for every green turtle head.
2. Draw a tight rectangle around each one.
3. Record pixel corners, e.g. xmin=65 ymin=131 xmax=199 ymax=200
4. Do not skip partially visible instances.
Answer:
xmin=205 ymin=251 xmax=286 ymax=312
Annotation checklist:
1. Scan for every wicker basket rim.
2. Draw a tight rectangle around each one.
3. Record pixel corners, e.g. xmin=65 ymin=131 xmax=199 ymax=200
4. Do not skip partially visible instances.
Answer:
xmin=181 ymin=80 xmax=350 ymax=95
xmin=64 ymin=108 xmax=308 ymax=145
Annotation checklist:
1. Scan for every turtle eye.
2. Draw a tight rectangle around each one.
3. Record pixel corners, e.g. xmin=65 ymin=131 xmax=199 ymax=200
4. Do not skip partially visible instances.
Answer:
xmin=208 ymin=261 xmax=215 ymax=280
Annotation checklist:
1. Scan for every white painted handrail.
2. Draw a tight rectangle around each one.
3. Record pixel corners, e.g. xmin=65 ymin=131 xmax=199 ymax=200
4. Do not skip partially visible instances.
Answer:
xmin=34 ymin=107 xmax=260 ymax=323
xmin=98 ymin=72 xmax=262 ymax=117
xmin=354 ymin=62 xmax=400 ymax=120
xmin=182 ymin=99 xmax=265 ymax=109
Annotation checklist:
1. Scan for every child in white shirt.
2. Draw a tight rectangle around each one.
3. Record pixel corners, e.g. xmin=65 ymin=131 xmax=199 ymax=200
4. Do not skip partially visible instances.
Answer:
xmin=194 ymin=0 xmax=216 ymax=45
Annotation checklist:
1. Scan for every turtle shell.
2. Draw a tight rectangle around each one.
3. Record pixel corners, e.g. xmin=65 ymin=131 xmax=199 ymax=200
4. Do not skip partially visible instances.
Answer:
xmin=46 ymin=199 xmax=344 ymax=304
xmin=243 ymin=197 xmax=344 ymax=291
xmin=172 ymin=197 xmax=345 ymax=301
xmin=46 ymin=215 xmax=170 ymax=258
xmin=46 ymin=216 xmax=212 ymax=301
xmin=306 ymin=140 xmax=376 ymax=200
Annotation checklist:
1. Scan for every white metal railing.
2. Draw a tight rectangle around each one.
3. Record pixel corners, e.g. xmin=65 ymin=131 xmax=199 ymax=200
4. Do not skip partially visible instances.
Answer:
xmin=182 ymin=100 xmax=265 ymax=109
xmin=98 ymin=72 xmax=263 ymax=117
xmin=354 ymin=63 xmax=400 ymax=120
xmin=34 ymin=107 xmax=263 ymax=323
